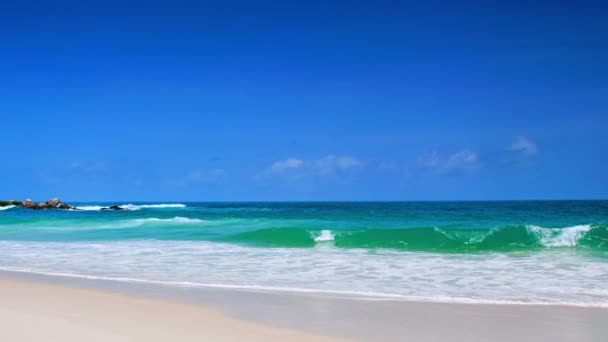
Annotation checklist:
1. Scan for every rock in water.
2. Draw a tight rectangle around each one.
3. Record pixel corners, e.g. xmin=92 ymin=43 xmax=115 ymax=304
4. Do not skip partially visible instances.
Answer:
xmin=22 ymin=199 xmax=35 ymax=209
xmin=45 ymin=198 xmax=73 ymax=209
xmin=100 ymin=205 xmax=125 ymax=211
xmin=46 ymin=198 xmax=63 ymax=208
xmin=13 ymin=197 xmax=76 ymax=210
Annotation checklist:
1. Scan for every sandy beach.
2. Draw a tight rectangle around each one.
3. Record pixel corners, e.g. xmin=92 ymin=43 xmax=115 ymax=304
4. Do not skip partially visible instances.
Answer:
xmin=1 ymin=273 xmax=608 ymax=341
xmin=0 ymin=276 xmax=346 ymax=342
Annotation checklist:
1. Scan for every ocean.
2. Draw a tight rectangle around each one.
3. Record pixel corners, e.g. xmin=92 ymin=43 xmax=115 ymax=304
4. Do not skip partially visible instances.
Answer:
xmin=1 ymin=201 xmax=607 ymax=306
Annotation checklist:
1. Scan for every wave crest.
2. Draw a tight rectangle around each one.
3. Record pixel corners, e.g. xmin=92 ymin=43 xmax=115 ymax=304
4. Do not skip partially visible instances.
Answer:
xmin=131 ymin=217 xmax=205 ymax=225
xmin=527 ymin=224 xmax=592 ymax=247
xmin=218 ymin=224 xmax=608 ymax=252
xmin=314 ymin=230 xmax=335 ymax=242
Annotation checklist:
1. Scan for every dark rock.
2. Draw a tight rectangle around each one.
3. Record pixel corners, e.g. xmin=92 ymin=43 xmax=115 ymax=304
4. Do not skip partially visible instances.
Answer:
xmin=101 ymin=205 xmax=124 ymax=211
xmin=45 ymin=198 xmax=75 ymax=210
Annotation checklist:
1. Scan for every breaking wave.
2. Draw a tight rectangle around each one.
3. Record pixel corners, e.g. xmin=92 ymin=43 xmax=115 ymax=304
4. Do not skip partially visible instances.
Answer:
xmin=219 ymin=224 xmax=608 ymax=252
xmin=314 ymin=230 xmax=336 ymax=242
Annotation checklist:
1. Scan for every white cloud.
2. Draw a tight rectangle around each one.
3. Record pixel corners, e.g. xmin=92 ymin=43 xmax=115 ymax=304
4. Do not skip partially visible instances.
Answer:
xmin=269 ymin=158 xmax=303 ymax=173
xmin=335 ymin=156 xmax=362 ymax=169
xmin=417 ymin=149 xmax=479 ymax=173
xmin=508 ymin=136 xmax=538 ymax=156
xmin=445 ymin=150 xmax=478 ymax=169
xmin=257 ymin=155 xmax=362 ymax=180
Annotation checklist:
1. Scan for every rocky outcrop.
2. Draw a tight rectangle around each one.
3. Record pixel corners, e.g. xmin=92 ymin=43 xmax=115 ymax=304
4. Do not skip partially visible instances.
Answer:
xmin=0 ymin=198 xmax=131 ymax=211
xmin=1 ymin=198 xmax=76 ymax=210
xmin=46 ymin=198 xmax=73 ymax=209
xmin=22 ymin=199 xmax=35 ymax=209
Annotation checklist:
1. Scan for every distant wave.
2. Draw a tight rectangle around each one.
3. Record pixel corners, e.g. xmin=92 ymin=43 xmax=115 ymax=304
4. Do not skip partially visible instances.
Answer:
xmin=70 ymin=217 xmax=207 ymax=229
xmin=121 ymin=204 xmax=187 ymax=210
xmin=76 ymin=204 xmax=187 ymax=211
xmin=0 ymin=205 xmax=16 ymax=211
xmin=131 ymin=217 xmax=205 ymax=224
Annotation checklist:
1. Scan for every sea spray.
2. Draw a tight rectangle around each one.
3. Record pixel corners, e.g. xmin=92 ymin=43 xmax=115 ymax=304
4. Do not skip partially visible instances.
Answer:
xmin=314 ymin=230 xmax=335 ymax=242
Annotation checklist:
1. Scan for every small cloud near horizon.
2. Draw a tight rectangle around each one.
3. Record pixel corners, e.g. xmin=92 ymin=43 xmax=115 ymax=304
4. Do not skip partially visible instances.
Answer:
xmin=417 ymin=149 xmax=479 ymax=174
xmin=269 ymin=158 xmax=303 ymax=173
xmin=257 ymin=155 xmax=362 ymax=180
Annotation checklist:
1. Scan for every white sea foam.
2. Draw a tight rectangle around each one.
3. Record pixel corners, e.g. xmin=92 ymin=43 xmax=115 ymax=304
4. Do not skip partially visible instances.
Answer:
xmin=121 ymin=204 xmax=186 ymax=210
xmin=75 ymin=204 xmax=187 ymax=211
xmin=0 ymin=205 xmax=16 ymax=211
xmin=1 ymin=240 xmax=606 ymax=308
xmin=314 ymin=230 xmax=335 ymax=242
xmin=527 ymin=224 xmax=592 ymax=247
xmin=75 ymin=205 xmax=106 ymax=211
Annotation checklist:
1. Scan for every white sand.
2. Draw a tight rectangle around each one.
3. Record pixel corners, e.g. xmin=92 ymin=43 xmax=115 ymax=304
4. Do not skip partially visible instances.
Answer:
xmin=0 ymin=277 xmax=347 ymax=341
xmin=1 ymin=275 xmax=608 ymax=341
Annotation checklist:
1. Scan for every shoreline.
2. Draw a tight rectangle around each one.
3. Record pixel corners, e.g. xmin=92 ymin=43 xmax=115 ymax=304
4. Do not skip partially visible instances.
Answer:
xmin=2 ymin=266 xmax=607 ymax=308
xmin=2 ymin=270 xmax=608 ymax=341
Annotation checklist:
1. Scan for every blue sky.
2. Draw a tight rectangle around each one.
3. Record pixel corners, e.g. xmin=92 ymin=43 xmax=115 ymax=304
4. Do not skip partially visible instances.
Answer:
xmin=1 ymin=1 xmax=607 ymax=201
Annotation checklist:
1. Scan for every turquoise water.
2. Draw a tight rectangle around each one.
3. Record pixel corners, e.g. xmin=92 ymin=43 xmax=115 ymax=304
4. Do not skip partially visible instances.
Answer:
xmin=1 ymin=201 xmax=608 ymax=306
